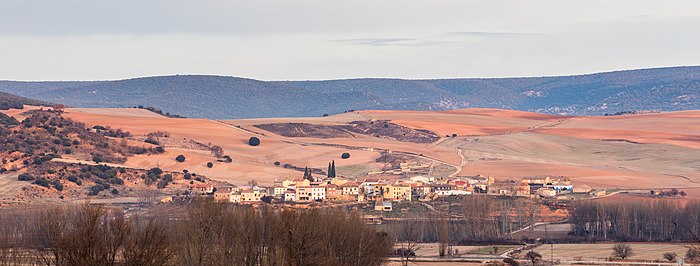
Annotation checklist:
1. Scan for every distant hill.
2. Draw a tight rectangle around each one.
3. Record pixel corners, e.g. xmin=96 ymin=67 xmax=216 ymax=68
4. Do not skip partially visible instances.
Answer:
xmin=1 ymin=66 xmax=699 ymax=119
xmin=0 ymin=91 xmax=53 ymax=110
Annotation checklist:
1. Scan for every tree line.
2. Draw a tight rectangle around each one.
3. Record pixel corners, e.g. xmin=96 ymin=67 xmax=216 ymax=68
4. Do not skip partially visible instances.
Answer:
xmin=391 ymin=196 xmax=540 ymax=244
xmin=0 ymin=200 xmax=393 ymax=266
xmin=570 ymin=200 xmax=700 ymax=242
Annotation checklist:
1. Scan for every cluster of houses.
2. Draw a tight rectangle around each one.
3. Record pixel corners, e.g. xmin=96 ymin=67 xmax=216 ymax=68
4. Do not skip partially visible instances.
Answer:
xmin=188 ymin=173 xmax=589 ymax=207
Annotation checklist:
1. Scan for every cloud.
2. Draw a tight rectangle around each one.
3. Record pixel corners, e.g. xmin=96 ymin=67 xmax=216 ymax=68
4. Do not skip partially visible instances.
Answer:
xmin=330 ymin=38 xmax=417 ymax=46
xmin=449 ymin=31 xmax=539 ymax=38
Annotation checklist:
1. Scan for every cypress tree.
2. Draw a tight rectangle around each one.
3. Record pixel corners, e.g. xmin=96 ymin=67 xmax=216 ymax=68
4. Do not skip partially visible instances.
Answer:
xmin=327 ymin=162 xmax=332 ymax=178
xmin=331 ymin=160 xmax=336 ymax=178
xmin=303 ymin=167 xmax=314 ymax=182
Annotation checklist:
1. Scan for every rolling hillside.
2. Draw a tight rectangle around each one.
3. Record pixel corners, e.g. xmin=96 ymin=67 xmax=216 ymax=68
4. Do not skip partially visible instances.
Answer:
xmin=1 ymin=66 xmax=699 ymax=119
xmin=0 ymin=91 xmax=53 ymax=110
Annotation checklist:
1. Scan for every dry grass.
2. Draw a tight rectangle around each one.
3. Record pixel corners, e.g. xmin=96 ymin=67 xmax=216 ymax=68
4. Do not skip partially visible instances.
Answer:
xmin=533 ymin=243 xmax=695 ymax=261
xmin=57 ymin=107 xmax=700 ymax=198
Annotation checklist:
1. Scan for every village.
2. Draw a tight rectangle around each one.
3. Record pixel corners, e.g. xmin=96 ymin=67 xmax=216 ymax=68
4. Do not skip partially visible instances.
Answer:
xmin=180 ymin=158 xmax=598 ymax=211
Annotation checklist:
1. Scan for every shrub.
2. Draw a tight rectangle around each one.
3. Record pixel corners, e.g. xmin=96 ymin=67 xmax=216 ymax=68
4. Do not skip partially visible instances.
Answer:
xmin=248 ymin=137 xmax=260 ymax=146
xmin=34 ymin=178 xmax=50 ymax=188
xmin=111 ymin=188 xmax=119 ymax=194
xmin=89 ymin=185 xmax=105 ymax=195
xmin=148 ymin=168 xmax=163 ymax=176
xmin=175 ymin=155 xmax=186 ymax=162
xmin=157 ymin=180 xmax=169 ymax=189
xmin=209 ymin=145 xmax=224 ymax=158
xmin=18 ymin=173 xmax=35 ymax=181
xmin=223 ymin=155 xmax=232 ymax=163
xmin=612 ymin=243 xmax=633 ymax=259
xmin=52 ymin=180 xmax=63 ymax=191
xmin=526 ymin=251 xmax=542 ymax=265
xmin=341 ymin=152 xmax=351 ymax=159
xmin=261 ymin=195 xmax=273 ymax=203
xmin=66 ymin=175 xmax=78 ymax=183
xmin=687 ymin=247 xmax=700 ymax=261
xmin=144 ymin=138 xmax=160 ymax=145
xmin=206 ymin=162 xmax=213 ymax=168
xmin=92 ymin=154 xmax=104 ymax=163
xmin=183 ymin=173 xmax=192 ymax=180
xmin=451 ymin=133 xmax=457 ymax=137
xmin=663 ymin=252 xmax=677 ymax=262
xmin=274 ymin=161 xmax=281 ymax=166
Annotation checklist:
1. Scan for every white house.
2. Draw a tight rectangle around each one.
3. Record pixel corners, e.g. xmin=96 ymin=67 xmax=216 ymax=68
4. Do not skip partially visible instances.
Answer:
xmin=284 ymin=189 xmax=296 ymax=202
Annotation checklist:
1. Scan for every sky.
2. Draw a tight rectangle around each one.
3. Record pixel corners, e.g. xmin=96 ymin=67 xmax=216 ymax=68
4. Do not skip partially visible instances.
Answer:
xmin=1 ymin=0 xmax=699 ymax=81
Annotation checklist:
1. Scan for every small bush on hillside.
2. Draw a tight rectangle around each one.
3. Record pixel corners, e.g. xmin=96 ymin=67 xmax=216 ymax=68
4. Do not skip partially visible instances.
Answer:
xmin=207 ymin=162 xmax=213 ymax=168
xmin=341 ymin=152 xmax=351 ymax=159
xmin=92 ymin=154 xmax=104 ymax=163
xmin=175 ymin=155 xmax=186 ymax=162
xmin=52 ymin=180 xmax=63 ymax=191
xmin=144 ymin=138 xmax=160 ymax=145
xmin=18 ymin=173 xmax=35 ymax=181
xmin=89 ymin=185 xmax=106 ymax=195
xmin=34 ymin=178 xmax=50 ymax=188
xmin=111 ymin=188 xmax=119 ymax=194
xmin=66 ymin=175 xmax=78 ymax=183
xmin=157 ymin=180 xmax=169 ymax=189
xmin=248 ymin=137 xmax=260 ymax=146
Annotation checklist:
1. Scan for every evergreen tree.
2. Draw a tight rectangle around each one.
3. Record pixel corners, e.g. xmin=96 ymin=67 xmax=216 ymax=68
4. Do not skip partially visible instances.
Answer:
xmin=303 ymin=167 xmax=315 ymax=182
xmin=327 ymin=162 xmax=332 ymax=178
xmin=303 ymin=167 xmax=309 ymax=180
xmin=331 ymin=160 xmax=336 ymax=178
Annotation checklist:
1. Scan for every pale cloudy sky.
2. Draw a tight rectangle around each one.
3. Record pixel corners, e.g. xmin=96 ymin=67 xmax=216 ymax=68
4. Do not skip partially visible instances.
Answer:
xmin=1 ymin=0 xmax=699 ymax=81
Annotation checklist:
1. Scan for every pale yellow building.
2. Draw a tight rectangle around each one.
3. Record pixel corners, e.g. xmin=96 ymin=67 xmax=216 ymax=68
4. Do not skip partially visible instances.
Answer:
xmin=383 ymin=184 xmax=412 ymax=201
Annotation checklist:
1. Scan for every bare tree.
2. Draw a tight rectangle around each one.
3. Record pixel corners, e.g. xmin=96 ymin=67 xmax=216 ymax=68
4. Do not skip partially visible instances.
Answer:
xmin=612 ymin=243 xmax=633 ymax=259
xmin=209 ymin=145 xmax=225 ymax=158
xmin=123 ymin=219 xmax=173 ymax=266
xmin=397 ymin=215 xmax=422 ymax=266
xmin=437 ymin=214 xmax=449 ymax=257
